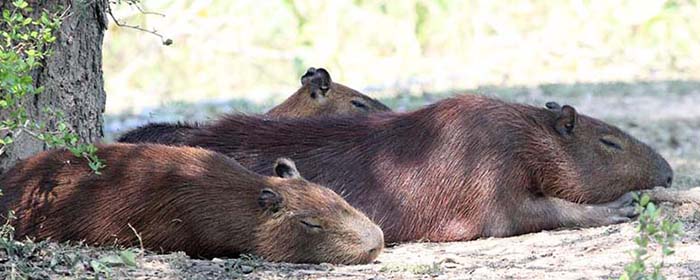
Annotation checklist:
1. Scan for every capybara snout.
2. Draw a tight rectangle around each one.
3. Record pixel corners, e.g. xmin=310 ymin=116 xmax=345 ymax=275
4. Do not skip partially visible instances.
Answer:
xmin=654 ymin=153 xmax=674 ymax=188
xmin=0 ymin=145 xmax=383 ymax=264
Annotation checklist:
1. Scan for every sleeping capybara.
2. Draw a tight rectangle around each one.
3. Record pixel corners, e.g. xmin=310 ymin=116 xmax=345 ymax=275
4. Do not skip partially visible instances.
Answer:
xmin=0 ymin=144 xmax=384 ymax=264
xmin=117 ymin=67 xmax=390 ymax=145
xmin=183 ymin=95 xmax=673 ymax=242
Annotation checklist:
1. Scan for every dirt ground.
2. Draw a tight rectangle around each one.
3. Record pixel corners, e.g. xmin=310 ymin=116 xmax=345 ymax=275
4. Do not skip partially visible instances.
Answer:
xmin=3 ymin=81 xmax=700 ymax=279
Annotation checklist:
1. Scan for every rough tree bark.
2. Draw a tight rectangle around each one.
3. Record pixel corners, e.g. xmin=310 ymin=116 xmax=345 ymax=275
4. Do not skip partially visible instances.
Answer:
xmin=0 ymin=0 xmax=108 ymax=173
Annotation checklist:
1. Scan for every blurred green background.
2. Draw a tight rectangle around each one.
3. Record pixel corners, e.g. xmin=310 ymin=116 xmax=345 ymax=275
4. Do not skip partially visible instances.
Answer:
xmin=104 ymin=0 xmax=700 ymax=114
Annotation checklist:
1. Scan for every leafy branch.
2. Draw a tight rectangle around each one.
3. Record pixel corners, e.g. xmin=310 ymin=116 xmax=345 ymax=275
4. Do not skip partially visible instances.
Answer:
xmin=620 ymin=193 xmax=683 ymax=280
xmin=0 ymin=0 xmax=105 ymax=173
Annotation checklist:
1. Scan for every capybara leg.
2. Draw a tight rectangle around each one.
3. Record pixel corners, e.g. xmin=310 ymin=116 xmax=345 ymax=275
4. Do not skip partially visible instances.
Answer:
xmin=540 ymin=192 xmax=638 ymax=228
xmin=487 ymin=192 xmax=639 ymax=237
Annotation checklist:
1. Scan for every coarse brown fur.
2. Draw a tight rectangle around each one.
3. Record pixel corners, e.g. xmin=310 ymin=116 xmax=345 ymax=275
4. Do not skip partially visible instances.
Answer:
xmin=184 ymin=95 xmax=673 ymax=242
xmin=117 ymin=122 xmax=201 ymax=145
xmin=117 ymin=67 xmax=390 ymax=145
xmin=0 ymin=144 xmax=383 ymax=264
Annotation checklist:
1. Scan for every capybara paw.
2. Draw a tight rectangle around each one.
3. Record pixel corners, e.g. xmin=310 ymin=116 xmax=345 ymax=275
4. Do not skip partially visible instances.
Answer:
xmin=602 ymin=205 xmax=637 ymax=225
xmin=604 ymin=191 xmax=637 ymax=209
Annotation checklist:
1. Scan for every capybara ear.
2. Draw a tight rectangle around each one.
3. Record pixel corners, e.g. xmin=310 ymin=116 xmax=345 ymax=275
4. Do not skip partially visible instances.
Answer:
xmin=300 ymin=67 xmax=331 ymax=99
xmin=554 ymin=105 xmax=577 ymax=136
xmin=274 ymin=158 xmax=302 ymax=179
xmin=258 ymin=188 xmax=283 ymax=212
xmin=545 ymin=101 xmax=561 ymax=110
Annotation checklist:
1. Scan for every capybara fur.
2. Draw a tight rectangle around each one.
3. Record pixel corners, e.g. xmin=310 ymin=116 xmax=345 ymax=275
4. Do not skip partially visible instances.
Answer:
xmin=0 ymin=144 xmax=384 ymax=264
xmin=117 ymin=122 xmax=201 ymax=145
xmin=117 ymin=67 xmax=390 ymax=145
xmin=267 ymin=67 xmax=391 ymax=117
xmin=184 ymin=95 xmax=674 ymax=242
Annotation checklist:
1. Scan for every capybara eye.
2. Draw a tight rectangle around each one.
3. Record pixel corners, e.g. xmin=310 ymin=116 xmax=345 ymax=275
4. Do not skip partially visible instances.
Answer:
xmin=600 ymin=138 xmax=623 ymax=150
xmin=351 ymin=100 xmax=369 ymax=110
xmin=300 ymin=219 xmax=323 ymax=230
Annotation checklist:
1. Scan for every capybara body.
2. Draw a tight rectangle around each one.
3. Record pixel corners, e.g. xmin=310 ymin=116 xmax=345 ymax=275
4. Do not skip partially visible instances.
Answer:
xmin=117 ymin=67 xmax=390 ymax=145
xmin=185 ymin=95 xmax=673 ymax=242
xmin=0 ymin=144 xmax=383 ymax=264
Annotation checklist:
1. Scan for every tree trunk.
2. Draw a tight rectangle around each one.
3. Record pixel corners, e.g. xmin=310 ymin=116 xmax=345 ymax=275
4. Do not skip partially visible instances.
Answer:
xmin=0 ymin=0 xmax=108 ymax=173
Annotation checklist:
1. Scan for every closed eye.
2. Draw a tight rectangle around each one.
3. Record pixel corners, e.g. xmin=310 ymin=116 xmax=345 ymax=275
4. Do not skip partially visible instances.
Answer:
xmin=600 ymin=138 xmax=622 ymax=150
xmin=351 ymin=100 xmax=369 ymax=110
xmin=300 ymin=220 xmax=323 ymax=229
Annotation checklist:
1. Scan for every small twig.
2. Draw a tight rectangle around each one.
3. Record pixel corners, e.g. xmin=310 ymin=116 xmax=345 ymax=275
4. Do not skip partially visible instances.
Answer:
xmin=106 ymin=5 xmax=171 ymax=45
xmin=132 ymin=3 xmax=165 ymax=17
xmin=127 ymin=223 xmax=145 ymax=258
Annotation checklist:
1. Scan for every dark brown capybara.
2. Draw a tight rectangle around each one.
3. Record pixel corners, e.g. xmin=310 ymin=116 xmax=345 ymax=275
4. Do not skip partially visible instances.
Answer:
xmin=0 ymin=144 xmax=384 ymax=264
xmin=116 ymin=67 xmax=390 ymax=145
xmin=183 ymin=95 xmax=674 ymax=242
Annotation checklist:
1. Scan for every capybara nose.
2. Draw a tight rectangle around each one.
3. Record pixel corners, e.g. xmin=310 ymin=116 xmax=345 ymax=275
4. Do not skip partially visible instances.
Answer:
xmin=364 ymin=225 xmax=384 ymax=259
xmin=368 ymin=246 xmax=379 ymax=255
xmin=659 ymin=166 xmax=674 ymax=188
xmin=655 ymin=156 xmax=673 ymax=188
xmin=664 ymin=176 xmax=673 ymax=188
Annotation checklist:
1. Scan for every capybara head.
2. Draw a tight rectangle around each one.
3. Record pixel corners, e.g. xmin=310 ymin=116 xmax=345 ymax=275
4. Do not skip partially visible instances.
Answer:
xmin=534 ymin=101 xmax=673 ymax=203
xmin=254 ymin=158 xmax=384 ymax=264
xmin=266 ymin=67 xmax=391 ymax=117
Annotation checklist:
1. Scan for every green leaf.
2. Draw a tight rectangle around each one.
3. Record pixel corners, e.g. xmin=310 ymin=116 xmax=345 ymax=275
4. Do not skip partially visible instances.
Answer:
xmin=119 ymin=250 xmax=138 ymax=267
xmin=13 ymin=0 xmax=29 ymax=9
xmin=640 ymin=194 xmax=650 ymax=206
xmin=90 ymin=260 xmax=111 ymax=275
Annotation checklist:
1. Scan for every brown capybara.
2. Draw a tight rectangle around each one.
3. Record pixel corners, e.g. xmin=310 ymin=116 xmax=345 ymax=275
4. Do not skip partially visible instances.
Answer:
xmin=0 ymin=144 xmax=384 ymax=264
xmin=266 ymin=67 xmax=391 ymax=117
xmin=183 ymin=95 xmax=674 ymax=243
xmin=117 ymin=67 xmax=390 ymax=145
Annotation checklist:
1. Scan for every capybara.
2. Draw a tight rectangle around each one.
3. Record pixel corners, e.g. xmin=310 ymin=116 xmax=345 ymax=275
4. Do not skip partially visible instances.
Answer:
xmin=117 ymin=67 xmax=390 ymax=145
xmin=266 ymin=67 xmax=391 ymax=117
xmin=0 ymin=144 xmax=384 ymax=264
xmin=183 ymin=95 xmax=674 ymax=242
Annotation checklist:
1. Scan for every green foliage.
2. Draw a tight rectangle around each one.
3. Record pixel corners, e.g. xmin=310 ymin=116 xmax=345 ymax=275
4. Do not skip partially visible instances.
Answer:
xmin=0 ymin=2 xmax=107 ymax=277
xmin=620 ymin=193 xmax=684 ymax=280
xmin=0 ymin=0 xmax=104 ymax=174
xmin=90 ymin=249 xmax=139 ymax=278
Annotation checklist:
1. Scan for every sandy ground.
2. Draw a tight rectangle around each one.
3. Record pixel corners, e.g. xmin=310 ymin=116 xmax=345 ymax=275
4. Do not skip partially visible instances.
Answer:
xmin=3 ymin=81 xmax=700 ymax=279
